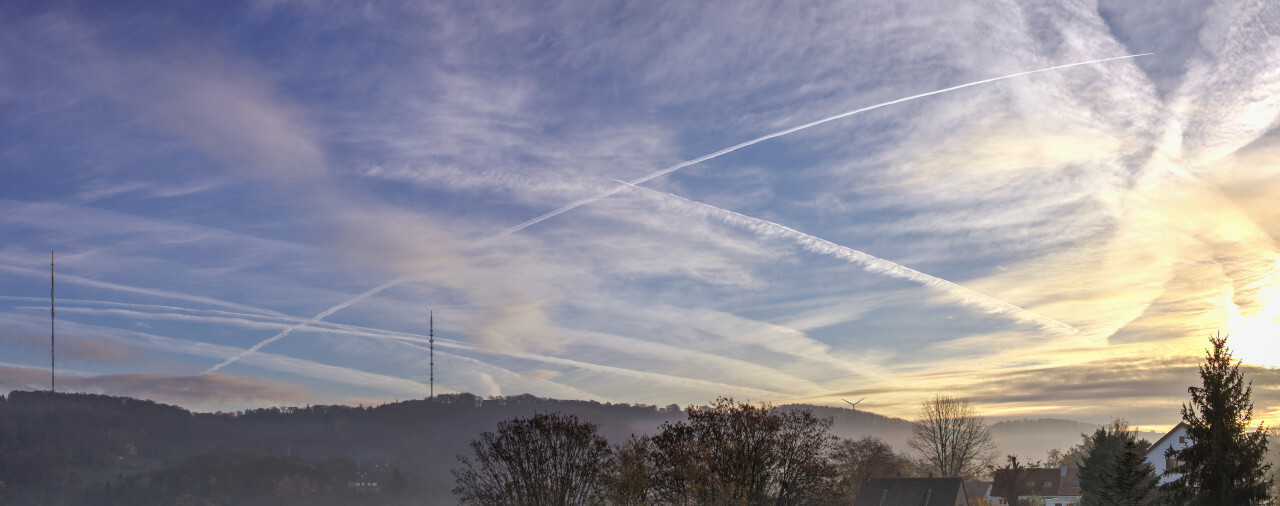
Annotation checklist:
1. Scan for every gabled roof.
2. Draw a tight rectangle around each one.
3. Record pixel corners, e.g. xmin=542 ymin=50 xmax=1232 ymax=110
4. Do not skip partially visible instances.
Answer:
xmin=963 ymin=481 xmax=991 ymax=500
xmin=1145 ymin=422 xmax=1190 ymax=457
xmin=1057 ymin=467 xmax=1080 ymax=495
xmin=991 ymin=467 xmax=1078 ymax=498
xmin=854 ymin=477 xmax=968 ymax=506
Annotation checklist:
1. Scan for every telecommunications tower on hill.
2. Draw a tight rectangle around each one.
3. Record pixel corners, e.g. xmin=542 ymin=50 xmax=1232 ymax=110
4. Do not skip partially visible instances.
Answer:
xmin=429 ymin=311 xmax=434 ymax=399
xmin=51 ymin=250 xmax=55 ymax=393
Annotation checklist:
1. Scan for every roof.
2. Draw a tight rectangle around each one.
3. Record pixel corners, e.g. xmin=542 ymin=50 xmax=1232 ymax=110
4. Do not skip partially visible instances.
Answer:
xmin=1145 ymin=422 xmax=1190 ymax=457
xmin=853 ymin=477 xmax=968 ymax=506
xmin=1058 ymin=467 xmax=1080 ymax=495
xmin=963 ymin=481 xmax=991 ymax=499
xmin=991 ymin=467 xmax=1079 ymax=498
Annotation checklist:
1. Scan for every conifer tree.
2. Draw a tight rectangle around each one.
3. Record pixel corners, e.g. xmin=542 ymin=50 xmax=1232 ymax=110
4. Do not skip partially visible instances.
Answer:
xmin=1163 ymin=333 xmax=1271 ymax=505
xmin=1078 ymin=419 xmax=1150 ymax=504
xmin=1093 ymin=437 xmax=1159 ymax=505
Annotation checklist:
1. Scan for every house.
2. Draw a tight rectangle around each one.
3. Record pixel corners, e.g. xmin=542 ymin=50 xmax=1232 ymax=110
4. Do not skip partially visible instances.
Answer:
xmin=1144 ymin=422 xmax=1190 ymax=485
xmin=963 ymin=481 xmax=992 ymax=502
xmin=990 ymin=466 xmax=1080 ymax=506
xmin=347 ymin=471 xmax=380 ymax=494
xmin=853 ymin=477 xmax=970 ymax=506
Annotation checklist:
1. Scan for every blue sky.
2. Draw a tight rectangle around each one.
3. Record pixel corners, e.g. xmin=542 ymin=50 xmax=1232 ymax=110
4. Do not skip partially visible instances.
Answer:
xmin=1 ymin=0 xmax=1277 ymax=429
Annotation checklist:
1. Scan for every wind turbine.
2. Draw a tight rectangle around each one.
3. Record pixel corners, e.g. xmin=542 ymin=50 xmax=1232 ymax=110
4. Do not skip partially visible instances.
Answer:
xmin=843 ymin=398 xmax=864 ymax=410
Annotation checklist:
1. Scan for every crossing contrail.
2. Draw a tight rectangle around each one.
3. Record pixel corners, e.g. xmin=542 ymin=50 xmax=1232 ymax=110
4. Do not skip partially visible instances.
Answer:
xmin=203 ymin=277 xmax=406 ymax=374
xmin=203 ymin=54 xmax=1143 ymax=373
xmin=496 ymin=53 xmax=1152 ymax=237
xmin=617 ymin=181 xmax=1077 ymax=335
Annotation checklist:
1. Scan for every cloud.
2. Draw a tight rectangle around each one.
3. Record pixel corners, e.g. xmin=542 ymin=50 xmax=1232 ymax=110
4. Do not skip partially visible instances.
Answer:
xmin=5 ymin=8 xmax=326 ymax=182
xmin=2 ymin=0 xmax=1278 ymax=425
xmin=1 ymin=328 xmax=144 ymax=366
xmin=0 ymin=363 xmax=314 ymax=408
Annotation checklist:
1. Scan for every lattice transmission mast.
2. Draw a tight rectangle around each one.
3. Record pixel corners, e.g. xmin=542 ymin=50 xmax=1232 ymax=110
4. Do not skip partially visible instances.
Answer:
xmin=51 ymin=251 xmax=56 ymax=392
xmin=429 ymin=311 xmax=434 ymax=399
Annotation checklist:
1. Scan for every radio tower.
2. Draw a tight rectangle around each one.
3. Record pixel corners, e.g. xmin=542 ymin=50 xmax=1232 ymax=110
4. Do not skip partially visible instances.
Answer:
xmin=50 ymin=250 xmax=55 ymax=393
xmin=429 ymin=311 xmax=434 ymax=399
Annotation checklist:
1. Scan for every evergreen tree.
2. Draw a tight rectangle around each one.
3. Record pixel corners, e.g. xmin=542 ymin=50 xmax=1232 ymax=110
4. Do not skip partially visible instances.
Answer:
xmin=1078 ymin=419 xmax=1151 ymax=505
xmin=1092 ymin=437 xmax=1158 ymax=506
xmin=1163 ymin=333 xmax=1271 ymax=505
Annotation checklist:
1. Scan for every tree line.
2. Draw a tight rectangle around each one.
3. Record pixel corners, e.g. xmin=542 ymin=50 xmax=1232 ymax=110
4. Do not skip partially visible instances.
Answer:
xmin=453 ymin=397 xmax=922 ymax=505
xmin=452 ymin=334 xmax=1274 ymax=505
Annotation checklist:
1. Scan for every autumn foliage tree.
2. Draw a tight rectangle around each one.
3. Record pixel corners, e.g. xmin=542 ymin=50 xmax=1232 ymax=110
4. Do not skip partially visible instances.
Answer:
xmin=645 ymin=398 xmax=840 ymax=505
xmin=605 ymin=435 xmax=655 ymax=505
xmin=832 ymin=436 xmax=914 ymax=500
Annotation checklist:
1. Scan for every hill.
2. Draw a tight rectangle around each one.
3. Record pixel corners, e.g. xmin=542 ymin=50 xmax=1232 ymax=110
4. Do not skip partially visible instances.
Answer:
xmin=0 ymin=390 xmax=1149 ymax=504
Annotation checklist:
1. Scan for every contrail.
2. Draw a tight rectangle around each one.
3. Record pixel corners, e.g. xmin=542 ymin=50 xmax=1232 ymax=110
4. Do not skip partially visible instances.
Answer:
xmin=496 ymin=53 xmax=1153 ymax=237
xmin=202 ymin=277 xmax=406 ymax=374
xmin=618 ymin=181 xmax=1078 ymax=335
xmin=204 ymin=54 xmax=1142 ymax=373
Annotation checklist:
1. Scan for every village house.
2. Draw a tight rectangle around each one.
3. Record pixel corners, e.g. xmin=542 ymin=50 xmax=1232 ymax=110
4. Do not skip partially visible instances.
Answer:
xmin=1144 ymin=422 xmax=1190 ymax=485
xmin=853 ymin=477 xmax=972 ymax=506
xmin=990 ymin=466 xmax=1080 ymax=506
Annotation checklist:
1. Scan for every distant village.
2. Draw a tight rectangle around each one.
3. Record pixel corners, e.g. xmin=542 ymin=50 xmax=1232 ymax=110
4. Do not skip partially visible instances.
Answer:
xmin=857 ymin=420 xmax=1194 ymax=506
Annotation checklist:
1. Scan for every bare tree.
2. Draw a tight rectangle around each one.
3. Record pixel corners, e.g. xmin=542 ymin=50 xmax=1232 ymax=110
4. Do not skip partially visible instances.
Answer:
xmin=906 ymin=395 xmax=997 ymax=479
xmin=452 ymin=412 xmax=613 ymax=505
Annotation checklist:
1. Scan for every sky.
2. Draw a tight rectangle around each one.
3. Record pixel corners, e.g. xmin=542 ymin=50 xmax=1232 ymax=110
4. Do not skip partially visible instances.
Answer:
xmin=1 ymin=0 xmax=1277 ymax=431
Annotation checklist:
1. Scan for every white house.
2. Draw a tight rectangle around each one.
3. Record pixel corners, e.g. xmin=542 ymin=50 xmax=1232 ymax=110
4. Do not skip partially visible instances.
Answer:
xmin=1145 ymin=422 xmax=1190 ymax=484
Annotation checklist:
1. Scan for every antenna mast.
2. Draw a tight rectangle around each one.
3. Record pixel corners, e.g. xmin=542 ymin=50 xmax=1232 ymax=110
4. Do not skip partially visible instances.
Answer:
xmin=51 ymin=250 xmax=55 ymax=393
xmin=429 ymin=311 xmax=434 ymax=399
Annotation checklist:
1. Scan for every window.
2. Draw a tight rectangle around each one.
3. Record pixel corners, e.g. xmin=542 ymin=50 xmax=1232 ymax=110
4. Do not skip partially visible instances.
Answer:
xmin=1179 ymin=436 xmax=1186 ymax=443
xmin=1166 ymin=457 xmax=1181 ymax=470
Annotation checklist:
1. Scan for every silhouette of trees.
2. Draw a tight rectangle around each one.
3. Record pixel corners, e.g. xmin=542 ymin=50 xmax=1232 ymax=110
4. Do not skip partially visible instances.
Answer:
xmin=906 ymin=395 xmax=997 ymax=479
xmin=993 ymin=455 xmax=1040 ymax=505
xmin=1091 ymin=437 xmax=1158 ymax=505
xmin=451 ymin=412 xmax=613 ymax=505
xmin=644 ymin=398 xmax=840 ymax=505
xmin=1077 ymin=419 xmax=1151 ymax=504
xmin=1163 ymin=333 xmax=1271 ymax=505
xmin=1046 ymin=437 xmax=1095 ymax=470
xmin=831 ymin=436 xmax=913 ymax=501
xmin=604 ymin=435 xmax=654 ymax=505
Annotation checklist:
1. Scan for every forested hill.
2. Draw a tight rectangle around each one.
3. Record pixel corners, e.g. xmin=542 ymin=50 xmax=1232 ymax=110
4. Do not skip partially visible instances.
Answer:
xmin=0 ymin=390 xmax=1113 ymax=505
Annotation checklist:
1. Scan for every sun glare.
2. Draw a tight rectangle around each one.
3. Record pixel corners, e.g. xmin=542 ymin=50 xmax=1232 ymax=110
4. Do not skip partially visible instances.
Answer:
xmin=1227 ymin=284 xmax=1280 ymax=369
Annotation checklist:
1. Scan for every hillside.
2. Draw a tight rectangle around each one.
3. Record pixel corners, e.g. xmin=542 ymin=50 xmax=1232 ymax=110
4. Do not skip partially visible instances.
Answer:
xmin=0 ymin=390 xmax=1140 ymax=504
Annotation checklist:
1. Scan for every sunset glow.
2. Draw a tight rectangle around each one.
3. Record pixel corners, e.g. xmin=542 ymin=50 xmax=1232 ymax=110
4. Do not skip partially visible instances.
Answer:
xmin=2 ymin=1 xmax=1278 ymax=431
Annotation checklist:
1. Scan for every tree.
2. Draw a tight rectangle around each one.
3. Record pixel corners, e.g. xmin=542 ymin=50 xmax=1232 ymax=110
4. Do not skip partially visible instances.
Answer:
xmin=647 ymin=398 xmax=840 ymax=505
xmin=605 ymin=435 xmax=654 ymax=505
xmin=1091 ymin=437 xmax=1158 ymax=506
xmin=993 ymin=455 xmax=1043 ymax=505
xmin=906 ymin=395 xmax=997 ymax=479
xmin=451 ymin=412 xmax=613 ymax=505
xmin=1046 ymin=443 xmax=1091 ymax=469
xmin=832 ymin=436 xmax=913 ymax=500
xmin=1078 ymin=419 xmax=1151 ymax=504
xmin=1163 ymin=333 xmax=1271 ymax=505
